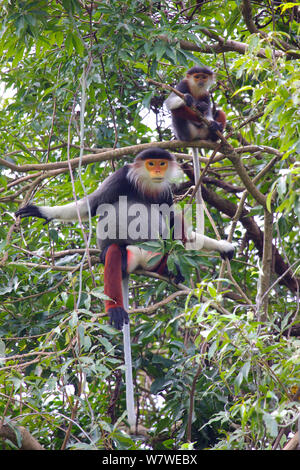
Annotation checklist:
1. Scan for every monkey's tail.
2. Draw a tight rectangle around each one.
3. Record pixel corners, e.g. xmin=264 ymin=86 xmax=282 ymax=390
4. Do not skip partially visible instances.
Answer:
xmin=192 ymin=147 xmax=204 ymax=235
xmin=122 ymin=275 xmax=136 ymax=430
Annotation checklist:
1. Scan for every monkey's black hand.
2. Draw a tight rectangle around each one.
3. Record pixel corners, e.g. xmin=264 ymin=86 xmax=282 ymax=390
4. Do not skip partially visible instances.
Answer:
xmin=209 ymin=120 xmax=223 ymax=133
xmin=108 ymin=306 xmax=129 ymax=330
xmin=184 ymin=93 xmax=194 ymax=107
xmin=207 ymin=120 xmax=224 ymax=142
xmin=220 ymin=245 xmax=235 ymax=261
xmin=174 ymin=262 xmax=185 ymax=284
xmin=162 ymin=262 xmax=185 ymax=284
xmin=15 ymin=204 xmax=52 ymax=225
xmin=195 ymin=101 xmax=209 ymax=114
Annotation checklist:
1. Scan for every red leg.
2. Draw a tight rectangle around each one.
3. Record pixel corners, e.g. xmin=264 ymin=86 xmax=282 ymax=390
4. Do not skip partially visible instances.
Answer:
xmin=172 ymin=105 xmax=202 ymax=124
xmin=214 ymin=109 xmax=226 ymax=132
xmin=104 ymin=244 xmax=129 ymax=330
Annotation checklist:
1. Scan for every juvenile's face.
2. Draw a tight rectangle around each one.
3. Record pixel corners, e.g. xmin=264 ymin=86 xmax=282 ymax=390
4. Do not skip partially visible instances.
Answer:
xmin=145 ymin=159 xmax=169 ymax=182
xmin=186 ymin=71 xmax=214 ymax=97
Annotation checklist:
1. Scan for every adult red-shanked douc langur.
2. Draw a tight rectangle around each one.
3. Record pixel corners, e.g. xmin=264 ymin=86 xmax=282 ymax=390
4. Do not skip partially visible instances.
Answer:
xmin=15 ymin=147 xmax=234 ymax=429
xmin=165 ymin=66 xmax=226 ymax=142
xmin=15 ymin=147 xmax=234 ymax=329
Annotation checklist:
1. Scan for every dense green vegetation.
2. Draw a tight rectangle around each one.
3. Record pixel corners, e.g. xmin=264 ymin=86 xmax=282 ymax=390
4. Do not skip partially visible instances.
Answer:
xmin=0 ymin=1 xmax=299 ymax=450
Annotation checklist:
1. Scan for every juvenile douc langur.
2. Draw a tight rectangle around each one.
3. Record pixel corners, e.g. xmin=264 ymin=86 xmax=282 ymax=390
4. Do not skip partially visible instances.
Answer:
xmin=165 ymin=66 xmax=227 ymax=236
xmin=15 ymin=147 xmax=234 ymax=429
xmin=164 ymin=66 xmax=226 ymax=142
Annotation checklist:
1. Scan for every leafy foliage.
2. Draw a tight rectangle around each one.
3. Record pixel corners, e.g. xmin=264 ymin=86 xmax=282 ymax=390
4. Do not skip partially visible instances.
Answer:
xmin=0 ymin=0 xmax=299 ymax=451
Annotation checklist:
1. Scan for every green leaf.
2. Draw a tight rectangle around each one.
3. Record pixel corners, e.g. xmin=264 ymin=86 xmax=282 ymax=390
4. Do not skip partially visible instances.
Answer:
xmin=65 ymin=32 xmax=74 ymax=55
xmin=153 ymin=42 xmax=166 ymax=61
xmin=49 ymin=228 xmax=59 ymax=242
xmin=71 ymin=33 xmax=85 ymax=56
xmin=266 ymin=189 xmax=274 ymax=212
xmin=150 ymin=377 xmax=173 ymax=394
xmin=231 ymin=85 xmax=254 ymax=98
xmin=263 ymin=413 xmax=278 ymax=437
xmin=91 ymin=288 xmax=110 ymax=300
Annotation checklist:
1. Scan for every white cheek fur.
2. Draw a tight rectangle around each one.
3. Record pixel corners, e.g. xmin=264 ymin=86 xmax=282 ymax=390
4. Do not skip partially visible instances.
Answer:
xmin=188 ymin=77 xmax=214 ymax=98
xmin=127 ymin=162 xmax=181 ymax=198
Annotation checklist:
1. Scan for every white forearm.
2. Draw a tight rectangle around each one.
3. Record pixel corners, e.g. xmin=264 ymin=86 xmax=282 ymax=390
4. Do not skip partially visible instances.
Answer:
xmin=39 ymin=198 xmax=90 ymax=221
xmin=165 ymin=93 xmax=184 ymax=111
xmin=185 ymin=231 xmax=234 ymax=257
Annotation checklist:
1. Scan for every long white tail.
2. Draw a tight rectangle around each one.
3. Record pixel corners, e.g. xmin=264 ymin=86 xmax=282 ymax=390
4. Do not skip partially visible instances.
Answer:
xmin=192 ymin=147 xmax=204 ymax=235
xmin=121 ymin=275 xmax=136 ymax=429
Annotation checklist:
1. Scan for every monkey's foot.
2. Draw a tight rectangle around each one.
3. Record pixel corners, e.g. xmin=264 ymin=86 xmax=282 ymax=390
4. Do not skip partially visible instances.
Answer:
xmin=108 ymin=306 xmax=129 ymax=330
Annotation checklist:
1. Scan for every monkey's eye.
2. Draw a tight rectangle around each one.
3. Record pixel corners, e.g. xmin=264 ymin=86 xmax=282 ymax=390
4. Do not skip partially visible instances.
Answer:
xmin=194 ymin=74 xmax=208 ymax=80
xmin=160 ymin=162 xmax=166 ymax=166
xmin=148 ymin=161 xmax=155 ymax=166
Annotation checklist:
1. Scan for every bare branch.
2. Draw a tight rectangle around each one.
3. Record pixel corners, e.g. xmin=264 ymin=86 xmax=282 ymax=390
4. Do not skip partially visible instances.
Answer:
xmin=158 ymin=33 xmax=283 ymax=59
xmin=255 ymin=208 xmax=274 ymax=320
xmin=241 ymin=0 xmax=297 ymax=54
xmin=0 ymin=422 xmax=44 ymax=450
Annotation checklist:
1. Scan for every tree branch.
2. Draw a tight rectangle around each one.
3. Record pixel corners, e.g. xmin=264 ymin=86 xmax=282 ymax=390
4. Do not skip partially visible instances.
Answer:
xmin=255 ymin=208 xmax=273 ymax=320
xmin=158 ymin=32 xmax=283 ymax=59
xmin=225 ymin=149 xmax=267 ymax=207
xmin=200 ymin=184 xmax=299 ymax=294
xmin=176 ymin=166 xmax=299 ymax=295
xmin=0 ymin=422 xmax=44 ymax=450
xmin=283 ymin=431 xmax=299 ymax=451
xmin=0 ymin=140 xmax=216 ymax=173
xmin=240 ymin=0 xmax=298 ymax=55
xmin=241 ymin=0 xmax=260 ymax=34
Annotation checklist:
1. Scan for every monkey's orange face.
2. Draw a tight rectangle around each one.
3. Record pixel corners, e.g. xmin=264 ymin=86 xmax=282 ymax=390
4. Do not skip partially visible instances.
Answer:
xmin=190 ymin=72 xmax=211 ymax=87
xmin=145 ymin=159 xmax=169 ymax=182
xmin=186 ymin=72 xmax=214 ymax=97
